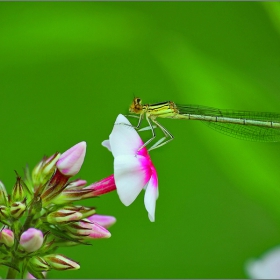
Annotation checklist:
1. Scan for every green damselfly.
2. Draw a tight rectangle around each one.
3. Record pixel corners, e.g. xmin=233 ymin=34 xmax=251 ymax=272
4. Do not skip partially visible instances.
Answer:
xmin=129 ymin=97 xmax=280 ymax=150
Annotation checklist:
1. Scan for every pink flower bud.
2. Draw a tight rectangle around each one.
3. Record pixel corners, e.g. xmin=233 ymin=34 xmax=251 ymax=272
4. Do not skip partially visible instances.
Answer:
xmin=0 ymin=229 xmax=14 ymax=247
xmin=84 ymin=175 xmax=116 ymax=197
xmin=47 ymin=209 xmax=83 ymax=224
xmin=44 ymin=254 xmax=80 ymax=271
xmin=56 ymin=142 xmax=86 ymax=176
xmin=66 ymin=179 xmax=87 ymax=190
xmin=88 ymin=214 xmax=116 ymax=228
xmin=80 ymin=219 xmax=111 ymax=239
xmin=20 ymin=228 xmax=43 ymax=252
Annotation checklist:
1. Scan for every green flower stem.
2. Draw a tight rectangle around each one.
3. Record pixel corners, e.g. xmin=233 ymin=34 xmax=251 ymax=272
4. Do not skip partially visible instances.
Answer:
xmin=6 ymin=258 xmax=20 ymax=279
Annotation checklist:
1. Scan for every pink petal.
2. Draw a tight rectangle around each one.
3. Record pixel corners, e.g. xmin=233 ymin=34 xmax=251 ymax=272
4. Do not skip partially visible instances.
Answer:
xmin=144 ymin=173 xmax=158 ymax=222
xmin=109 ymin=114 xmax=144 ymax=157
xmin=88 ymin=214 xmax=116 ymax=228
xmin=114 ymin=155 xmax=149 ymax=206
xmin=20 ymin=228 xmax=44 ymax=252
xmin=56 ymin=142 xmax=86 ymax=176
xmin=80 ymin=220 xmax=111 ymax=239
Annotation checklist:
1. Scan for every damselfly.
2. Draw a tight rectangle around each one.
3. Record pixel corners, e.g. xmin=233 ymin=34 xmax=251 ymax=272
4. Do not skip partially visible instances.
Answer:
xmin=128 ymin=97 xmax=280 ymax=150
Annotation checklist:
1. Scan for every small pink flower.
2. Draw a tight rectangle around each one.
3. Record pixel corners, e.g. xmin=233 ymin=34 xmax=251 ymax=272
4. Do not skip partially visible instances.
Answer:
xmin=88 ymin=214 xmax=116 ymax=228
xmin=246 ymin=246 xmax=280 ymax=279
xmin=20 ymin=228 xmax=43 ymax=253
xmin=56 ymin=142 xmax=86 ymax=176
xmin=102 ymin=114 xmax=158 ymax=222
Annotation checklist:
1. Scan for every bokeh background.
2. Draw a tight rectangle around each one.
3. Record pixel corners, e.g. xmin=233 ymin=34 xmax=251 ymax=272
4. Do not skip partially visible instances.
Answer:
xmin=1 ymin=2 xmax=280 ymax=278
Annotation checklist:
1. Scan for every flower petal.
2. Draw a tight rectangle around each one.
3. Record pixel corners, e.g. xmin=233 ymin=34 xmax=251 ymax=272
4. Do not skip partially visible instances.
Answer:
xmin=114 ymin=155 xmax=149 ymax=206
xmin=101 ymin=140 xmax=111 ymax=152
xmin=144 ymin=172 xmax=158 ymax=222
xmin=88 ymin=214 xmax=116 ymax=228
xmin=109 ymin=114 xmax=144 ymax=157
xmin=246 ymin=246 xmax=280 ymax=279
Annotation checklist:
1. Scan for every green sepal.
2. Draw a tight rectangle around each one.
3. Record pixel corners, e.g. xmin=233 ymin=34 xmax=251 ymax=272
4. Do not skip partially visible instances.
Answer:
xmin=47 ymin=225 xmax=91 ymax=245
xmin=27 ymin=266 xmax=46 ymax=279
xmin=23 ymin=164 xmax=34 ymax=194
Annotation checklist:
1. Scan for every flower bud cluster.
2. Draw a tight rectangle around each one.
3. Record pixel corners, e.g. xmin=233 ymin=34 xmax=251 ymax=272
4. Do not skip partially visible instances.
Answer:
xmin=0 ymin=142 xmax=117 ymax=278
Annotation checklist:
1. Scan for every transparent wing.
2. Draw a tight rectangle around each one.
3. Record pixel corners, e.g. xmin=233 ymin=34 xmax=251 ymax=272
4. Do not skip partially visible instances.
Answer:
xmin=176 ymin=104 xmax=280 ymax=142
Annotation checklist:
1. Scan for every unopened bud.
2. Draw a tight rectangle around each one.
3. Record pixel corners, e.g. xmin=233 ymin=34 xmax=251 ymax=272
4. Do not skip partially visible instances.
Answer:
xmin=51 ymin=188 xmax=93 ymax=205
xmin=88 ymin=214 xmax=116 ymax=228
xmin=84 ymin=175 xmax=116 ymax=197
xmin=32 ymin=153 xmax=61 ymax=187
xmin=20 ymin=228 xmax=44 ymax=252
xmin=44 ymin=254 xmax=80 ymax=270
xmin=41 ymin=153 xmax=60 ymax=178
xmin=41 ymin=169 xmax=69 ymax=205
xmin=11 ymin=174 xmax=25 ymax=201
xmin=56 ymin=142 xmax=86 ymax=176
xmin=10 ymin=199 xmax=26 ymax=219
xmin=52 ymin=179 xmax=89 ymax=204
xmin=62 ymin=206 xmax=96 ymax=219
xmin=28 ymin=256 xmax=50 ymax=272
xmin=65 ymin=179 xmax=87 ymax=190
xmin=66 ymin=220 xmax=92 ymax=238
xmin=0 ymin=229 xmax=14 ymax=247
xmin=80 ymin=219 xmax=111 ymax=239
xmin=47 ymin=209 xmax=83 ymax=224
xmin=0 ymin=205 xmax=9 ymax=219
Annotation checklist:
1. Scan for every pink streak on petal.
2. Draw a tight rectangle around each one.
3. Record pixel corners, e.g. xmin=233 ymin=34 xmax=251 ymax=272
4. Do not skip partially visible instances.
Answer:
xmin=56 ymin=141 xmax=86 ymax=176
xmin=137 ymin=144 xmax=149 ymax=157
xmin=138 ymin=156 xmax=153 ymax=186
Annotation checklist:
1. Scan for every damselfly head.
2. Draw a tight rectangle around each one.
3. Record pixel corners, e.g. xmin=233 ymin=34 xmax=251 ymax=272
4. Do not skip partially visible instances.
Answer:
xmin=129 ymin=97 xmax=143 ymax=114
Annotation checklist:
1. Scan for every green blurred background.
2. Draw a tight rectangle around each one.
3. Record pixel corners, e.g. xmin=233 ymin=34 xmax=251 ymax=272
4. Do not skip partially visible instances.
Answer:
xmin=1 ymin=2 xmax=280 ymax=278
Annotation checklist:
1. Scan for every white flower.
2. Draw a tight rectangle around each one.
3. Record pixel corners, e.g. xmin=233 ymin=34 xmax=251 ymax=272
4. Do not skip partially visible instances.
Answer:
xmin=246 ymin=245 xmax=280 ymax=279
xmin=102 ymin=114 xmax=158 ymax=222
